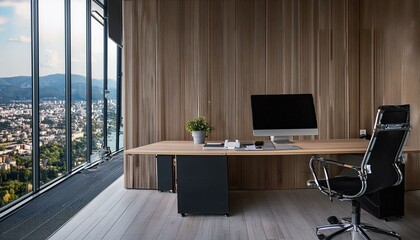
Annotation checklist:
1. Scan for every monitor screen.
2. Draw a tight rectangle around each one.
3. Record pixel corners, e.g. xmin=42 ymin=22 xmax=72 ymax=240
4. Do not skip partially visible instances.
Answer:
xmin=251 ymin=94 xmax=318 ymax=143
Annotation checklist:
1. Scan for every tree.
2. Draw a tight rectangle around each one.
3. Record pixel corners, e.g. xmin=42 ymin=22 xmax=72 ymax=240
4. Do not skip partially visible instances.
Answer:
xmin=2 ymin=190 xmax=11 ymax=204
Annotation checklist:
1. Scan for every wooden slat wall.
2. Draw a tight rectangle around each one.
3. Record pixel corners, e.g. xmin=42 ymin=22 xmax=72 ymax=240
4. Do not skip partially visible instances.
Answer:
xmin=360 ymin=0 xmax=420 ymax=190
xmin=124 ymin=0 xmax=420 ymax=190
xmin=124 ymin=0 xmax=158 ymax=188
xmin=208 ymin=0 xmax=236 ymax=140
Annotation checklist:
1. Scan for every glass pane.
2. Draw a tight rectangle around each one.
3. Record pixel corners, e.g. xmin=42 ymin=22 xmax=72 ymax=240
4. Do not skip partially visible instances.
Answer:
xmin=118 ymin=50 xmax=123 ymax=150
xmin=71 ymin=0 xmax=87 ymax=168
xmin=0 ymin=0 xmax=33 ymax=207
xmin=119 ymin=104 xmax=124 ymax=149
xmin=107 ymin=40 xmax=117 ymax=152
xmin=91 ymin=15 xmax=104 ymax=160
xmin=39 ymin=0 xmax=66 ymax=186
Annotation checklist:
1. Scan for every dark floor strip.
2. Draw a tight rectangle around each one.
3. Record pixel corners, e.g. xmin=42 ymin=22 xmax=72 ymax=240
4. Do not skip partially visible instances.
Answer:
xmin=0 ymin=152 xmax=123 ymax=240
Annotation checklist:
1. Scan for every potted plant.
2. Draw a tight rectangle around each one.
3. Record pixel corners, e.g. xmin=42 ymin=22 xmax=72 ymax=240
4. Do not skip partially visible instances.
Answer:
xmin=186 ymin=116 xmax=214 ymax=144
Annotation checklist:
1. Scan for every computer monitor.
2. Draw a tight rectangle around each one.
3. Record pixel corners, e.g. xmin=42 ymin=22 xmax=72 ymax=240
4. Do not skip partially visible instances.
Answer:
xmin=250 ymin=94 xmax=319 ymax=143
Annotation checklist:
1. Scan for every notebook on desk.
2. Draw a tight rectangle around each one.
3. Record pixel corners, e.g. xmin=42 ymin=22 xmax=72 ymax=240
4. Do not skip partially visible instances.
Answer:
xmin=202 ymin=142 xmax=225 ymax=150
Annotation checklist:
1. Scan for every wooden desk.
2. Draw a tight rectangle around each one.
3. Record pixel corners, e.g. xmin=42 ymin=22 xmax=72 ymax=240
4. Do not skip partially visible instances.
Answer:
xmin=125 ymin=139 xmax=372 ymax=156
xmin=125 ymin=139 xmax=419 ymax=216
xmin=125 ymin=139 xmax=419 ymax=190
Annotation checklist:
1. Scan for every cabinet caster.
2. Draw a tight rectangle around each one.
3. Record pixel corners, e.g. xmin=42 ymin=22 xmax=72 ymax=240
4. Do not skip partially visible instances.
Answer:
xmin=181 ymin=213 xmax=186 ymax=217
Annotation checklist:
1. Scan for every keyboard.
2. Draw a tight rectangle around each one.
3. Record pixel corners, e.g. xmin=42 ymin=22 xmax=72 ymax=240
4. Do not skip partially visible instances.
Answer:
xmin=273 ymin=143 xmax=301 ymax=150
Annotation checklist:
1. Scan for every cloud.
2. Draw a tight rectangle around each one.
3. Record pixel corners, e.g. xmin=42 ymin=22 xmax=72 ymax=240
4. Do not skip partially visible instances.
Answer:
xmin=0 ymin=1 xmax=30 ymax=22
xmin=0 ymin=0 xmax=27 ymax=7
xmin=8 ymin=35 xmax=30 ymax=43
xmin=0 ymin=16 xmax=7 ymax=25
xmin=41 ymin=49 xmax=62 ymax=69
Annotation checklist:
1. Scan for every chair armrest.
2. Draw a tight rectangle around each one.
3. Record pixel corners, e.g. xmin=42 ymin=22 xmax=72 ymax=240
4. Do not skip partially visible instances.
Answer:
xmin=321 ymin=158 xmax=361 ymax=172
xmin=308 ymin=155 xmax=362 ymax=201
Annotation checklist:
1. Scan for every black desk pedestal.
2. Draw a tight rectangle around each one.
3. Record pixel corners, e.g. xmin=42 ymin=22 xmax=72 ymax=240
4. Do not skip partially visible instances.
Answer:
xmin=359 ymin=164 xmax=405 ymax=220
xmin=156 ymin=155 xmax=175 ymax=192
xmin=176 ymin=155 xmax=229 ymax=216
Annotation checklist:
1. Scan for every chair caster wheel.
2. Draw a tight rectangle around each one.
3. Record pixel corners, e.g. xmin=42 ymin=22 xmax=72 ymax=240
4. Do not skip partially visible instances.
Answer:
xmin=225 ymin=213 xmax=230 ymax=217
xmin=327 ymin=216 xmax=340 ymax=224
xmin=317 ymin=234 xmax=325 ymax=240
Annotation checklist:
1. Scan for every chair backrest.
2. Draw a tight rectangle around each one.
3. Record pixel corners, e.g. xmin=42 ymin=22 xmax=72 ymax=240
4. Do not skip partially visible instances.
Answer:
xmin=361 ymin=105 xmax=410 ymax=195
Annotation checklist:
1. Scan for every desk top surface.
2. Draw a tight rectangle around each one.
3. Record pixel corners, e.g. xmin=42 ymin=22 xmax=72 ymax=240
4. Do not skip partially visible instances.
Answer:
xmin=125 ymin=139 xmax=420 ymax=156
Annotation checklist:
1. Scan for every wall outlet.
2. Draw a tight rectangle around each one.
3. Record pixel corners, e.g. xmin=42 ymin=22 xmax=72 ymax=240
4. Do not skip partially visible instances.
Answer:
xmin=359 ymin=129 xmax=367 ymax=138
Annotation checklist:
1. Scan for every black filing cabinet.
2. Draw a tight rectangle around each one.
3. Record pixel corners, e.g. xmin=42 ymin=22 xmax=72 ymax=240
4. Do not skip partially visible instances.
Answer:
xmin=359 ymin=164 xmax=405 ymax=220
xmin=156 ymin=155 xmax=175 ymax=192
xmin=176 ymin=155 xmax=229 ymax=216
xmin=340 ymin=156 xmax=405 ymax=220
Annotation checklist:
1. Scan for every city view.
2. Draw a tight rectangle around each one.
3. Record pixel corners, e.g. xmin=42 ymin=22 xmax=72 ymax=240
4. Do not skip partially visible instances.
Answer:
xmin=0 ymin=0 xmax=122 ymax=209
xmin=0 ymin=88 xmax=119 ymax=208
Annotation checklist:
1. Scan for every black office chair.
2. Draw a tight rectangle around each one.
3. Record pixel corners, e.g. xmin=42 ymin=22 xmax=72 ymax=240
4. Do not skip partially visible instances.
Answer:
xmin=308 ymin=105 xmax=411 ymax=240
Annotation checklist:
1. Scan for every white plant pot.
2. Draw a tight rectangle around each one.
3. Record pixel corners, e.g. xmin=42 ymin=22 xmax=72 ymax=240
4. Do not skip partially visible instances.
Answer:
xmin=192 ymin=131 xmax=206 ymax=144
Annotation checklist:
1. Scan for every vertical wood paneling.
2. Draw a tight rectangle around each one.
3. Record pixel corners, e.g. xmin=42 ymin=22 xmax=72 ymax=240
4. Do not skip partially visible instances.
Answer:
xmin=359 ymin=0 xmax=375 ymax=131
xmin=316 ymin=0 xmax=331 ymax=140
xmin=266 ymin=0 xmax=283 ymax=93
xmin=124 ymin=0 xmax=420 ymax=190
xmin=123 ymin=0 xmax=134 ymax=188
xmin=403 ymin=0 xmax=420 ymax=190
xmin=158 ymin=0 xmax=184 ymax=140
xmin=182 ymin=0 xmax=209 ymax=140
xmin=235 ymin=0 xmax=266 ymax=140
xmin=182 ymin=0 xmax=199 ymax=140
xmin=208 ymin=0 xmax=236 ymax=140
xmin=330 ymin=0 xmax=348 ymax=139
xmin=359 ymin=0 xmax=420 ymax=190
xmin=298 ymin=0 xmax=316 ymax=94
xmin=124 ymin=0 xmax=158 ymax=188
xmin=347 ymin=0 xmax=361 ymax=139
xmin=196 ymin=0 xmax=210 ymax=132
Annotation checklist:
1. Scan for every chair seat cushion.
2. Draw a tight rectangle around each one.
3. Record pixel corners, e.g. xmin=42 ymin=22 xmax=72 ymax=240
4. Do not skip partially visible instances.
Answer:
xmin=318 ymin=176 xmax=362 ymax=196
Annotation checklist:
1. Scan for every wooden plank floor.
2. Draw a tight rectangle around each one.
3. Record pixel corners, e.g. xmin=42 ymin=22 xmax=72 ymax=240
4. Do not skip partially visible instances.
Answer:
xmin=49 ymin=176 xmax=420 ymax=240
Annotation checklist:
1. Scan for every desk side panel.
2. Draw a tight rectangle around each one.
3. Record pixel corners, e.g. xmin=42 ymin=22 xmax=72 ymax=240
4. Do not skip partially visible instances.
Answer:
xmin=405 ymin=153 xmax=420 ymax=190
xmin=124 ymin=154 xmax=157 ymax=189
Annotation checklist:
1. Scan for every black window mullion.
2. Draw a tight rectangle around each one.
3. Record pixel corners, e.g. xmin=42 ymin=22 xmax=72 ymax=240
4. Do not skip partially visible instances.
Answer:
xmin=31 ymin=0 xmax=40 ymax=192
xmin=65 ymin=0 xmax=72 ymax=172
xmin=116 ymin=46 xmax=122 ymax=150
xmin=103 ymin=0 xmax=108 ymax=148
xmin=86 ymin=0 xmax=93 ymax=161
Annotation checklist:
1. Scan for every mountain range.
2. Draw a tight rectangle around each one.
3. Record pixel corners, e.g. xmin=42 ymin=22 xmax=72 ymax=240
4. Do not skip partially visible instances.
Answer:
xmin=0 ymin=74 xmax=117 ymax=102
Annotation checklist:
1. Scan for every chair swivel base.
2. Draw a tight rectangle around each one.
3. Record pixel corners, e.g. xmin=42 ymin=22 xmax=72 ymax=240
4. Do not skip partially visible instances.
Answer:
xmin=316 ymin=222 xmax=401 ymax=240
xmin=315 ymin=200 xmax=401 ymax=240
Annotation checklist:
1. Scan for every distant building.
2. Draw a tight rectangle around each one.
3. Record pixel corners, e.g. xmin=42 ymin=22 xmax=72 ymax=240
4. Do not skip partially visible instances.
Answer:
xmin=0 ymin=163 xmax=9 ymax=171
xmin=72 ymin=132 xmax=84 ymax=141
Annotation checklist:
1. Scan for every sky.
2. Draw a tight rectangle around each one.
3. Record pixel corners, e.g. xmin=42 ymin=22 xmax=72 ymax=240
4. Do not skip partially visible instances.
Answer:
xmin=0 ymin=0 xmax=31 ymax=77
xmin=0 ymin=0 xmax=116 ymax=79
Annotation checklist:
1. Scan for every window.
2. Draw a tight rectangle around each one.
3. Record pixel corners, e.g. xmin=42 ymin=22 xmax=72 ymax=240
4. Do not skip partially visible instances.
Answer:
xmin=91 ymin=11 xmax=104 ymax=158
xmin=0 ymin=0 xmax=32 ymax=208
xmin=0 ymin=0 xmax=123 ymax=212
xmin=107 ymin=40 xmax=118 ymax=152
xmin=71 ymin=0 xmax=87 ymax=167
xmin=38 ymin=0 xmax=66 ymax=186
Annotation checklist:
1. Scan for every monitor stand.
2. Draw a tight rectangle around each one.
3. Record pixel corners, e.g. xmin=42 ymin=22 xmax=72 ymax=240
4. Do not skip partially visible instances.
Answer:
xmin=270 ymin=136 xmax=300 ymax=150
xmin=270 ymin=136 xmax=293 ymax=144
